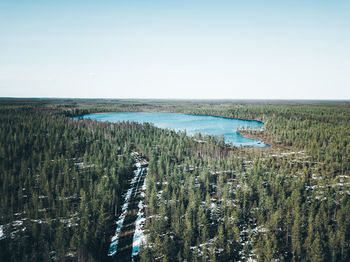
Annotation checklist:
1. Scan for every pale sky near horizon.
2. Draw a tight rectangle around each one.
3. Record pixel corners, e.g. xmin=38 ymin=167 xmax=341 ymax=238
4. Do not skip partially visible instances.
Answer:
xmin=0 ymin=0 xmax=349 ymax=99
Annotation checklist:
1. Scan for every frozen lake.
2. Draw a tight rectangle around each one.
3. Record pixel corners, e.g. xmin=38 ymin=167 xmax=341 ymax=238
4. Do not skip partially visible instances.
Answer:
xmin=78 ymin=112 xmax=270 ymax=148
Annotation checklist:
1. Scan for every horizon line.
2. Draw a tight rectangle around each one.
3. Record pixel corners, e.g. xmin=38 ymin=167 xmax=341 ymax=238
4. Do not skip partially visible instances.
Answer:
xmin=1 ymin=97 xmax=350 ymax=102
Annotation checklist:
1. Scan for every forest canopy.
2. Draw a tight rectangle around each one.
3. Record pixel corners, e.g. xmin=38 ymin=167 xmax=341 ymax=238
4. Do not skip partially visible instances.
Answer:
xmin=0 ymin=99 xmax=349 ymax=262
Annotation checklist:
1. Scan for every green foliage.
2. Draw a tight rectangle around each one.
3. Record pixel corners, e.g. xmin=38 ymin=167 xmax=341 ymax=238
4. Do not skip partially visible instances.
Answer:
xmin=1 ymin=99 xmax=350 ymax=262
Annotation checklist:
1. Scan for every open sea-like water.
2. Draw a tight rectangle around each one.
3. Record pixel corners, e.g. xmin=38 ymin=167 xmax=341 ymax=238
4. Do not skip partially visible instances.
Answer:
xmin=78 ymin=112 xmax=270 ymax=148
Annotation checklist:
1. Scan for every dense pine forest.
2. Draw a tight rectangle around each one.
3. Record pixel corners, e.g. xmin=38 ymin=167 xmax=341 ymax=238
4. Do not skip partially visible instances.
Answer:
xmin=0 ymin=99 xmax=349 ymax=261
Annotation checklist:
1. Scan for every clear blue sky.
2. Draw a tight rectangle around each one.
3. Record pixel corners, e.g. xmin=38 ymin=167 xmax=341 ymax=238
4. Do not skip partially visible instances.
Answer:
xmin=1 ymin=0 xmax=349 ymax=99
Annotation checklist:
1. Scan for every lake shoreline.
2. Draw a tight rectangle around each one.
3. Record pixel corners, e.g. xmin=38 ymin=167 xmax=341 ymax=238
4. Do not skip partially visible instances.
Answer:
xmin=76 ymin=112 xmax=269 ymax=148
xmin=78 ymin=111 xmax=264 ymax=125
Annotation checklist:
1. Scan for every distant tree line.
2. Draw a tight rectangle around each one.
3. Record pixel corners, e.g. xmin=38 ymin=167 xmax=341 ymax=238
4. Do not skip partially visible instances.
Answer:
xmin=0 ymin=99 xmax=349 ymax=261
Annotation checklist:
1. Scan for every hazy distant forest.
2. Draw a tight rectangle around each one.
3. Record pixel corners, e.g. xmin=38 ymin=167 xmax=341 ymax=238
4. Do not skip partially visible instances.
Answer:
xmin=0 ymin=99 xmax=349 ymax=262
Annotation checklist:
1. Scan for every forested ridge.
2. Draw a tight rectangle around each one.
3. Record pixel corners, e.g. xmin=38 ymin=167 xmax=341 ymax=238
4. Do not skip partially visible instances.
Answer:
xmin=0 ymin=99 xmax=349 ymax=261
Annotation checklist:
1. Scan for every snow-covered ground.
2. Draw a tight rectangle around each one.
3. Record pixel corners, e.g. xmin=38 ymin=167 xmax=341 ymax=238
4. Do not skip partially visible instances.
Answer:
xmin=0 ymin=225 xmax=4 ymax=240
xmin=108 ymin=153 xmax=148 ymax=259
xmin=131 ymin=177 xmax=147 ymax=261
xmin=108 ymin=166 xmax=144 ymax=257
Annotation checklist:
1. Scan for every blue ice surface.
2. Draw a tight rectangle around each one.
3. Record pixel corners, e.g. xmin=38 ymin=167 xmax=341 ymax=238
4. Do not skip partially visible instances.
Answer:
xmin=77 ymin=112 xmax=270 ymax=148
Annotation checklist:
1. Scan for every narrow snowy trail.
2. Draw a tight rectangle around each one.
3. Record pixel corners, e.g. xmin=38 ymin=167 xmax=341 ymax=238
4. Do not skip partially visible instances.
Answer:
xmin=107 ymin=155 xmax=148 ymax=262
xmin=131 ymin=177 xmax=147 ymax=261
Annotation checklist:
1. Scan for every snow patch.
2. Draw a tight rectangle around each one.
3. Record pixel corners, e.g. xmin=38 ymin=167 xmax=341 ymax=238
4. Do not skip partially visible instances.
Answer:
xmin=108 ymin=166 xmax=143 ymax=257
xmin=0 ymin=225 xmax=4 ymax=240
xmin=132 ymin=175 xmax=147 ymax=261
